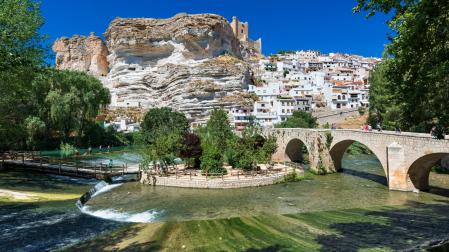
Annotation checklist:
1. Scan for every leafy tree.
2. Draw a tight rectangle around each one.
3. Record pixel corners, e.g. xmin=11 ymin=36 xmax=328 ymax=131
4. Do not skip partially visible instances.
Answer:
xmin=32 ymin=69 xmax=110 ymax=141
xmin=24 ymin=116 xmax=45 ymax=149
xmin=141 ymin=107 xmax=189 ymax=144
xmin=275 ymin=111 xmax=317 ymax=128
xmin=139 ymin=108 xmax=189 ymax=171
xmin=179 ymin=133 xmax=202 ymax=168
xmin=356 ymin=0 xmax=449 ymax=135
xmin=259 ymin=135 xmax=278 ymax=164
xmin=224 ymin=124 xmax=278 ymax=171
xmin=0 ymin=0 xmax=45 ymax=69
xmin=0 ymin=0 xmax=45 ymax=150
xmin=204 ymin=109 xmax=233 ymax=152
xmin=200 ymin=138 xmax=224 ymax=174
xmin=224 ymin=135 xmax=241 ymax=168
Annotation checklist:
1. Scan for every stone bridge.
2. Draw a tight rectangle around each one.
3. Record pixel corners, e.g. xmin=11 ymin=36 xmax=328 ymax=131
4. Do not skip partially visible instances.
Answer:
xmin=264 ymin=128 xmax=449 ymax=192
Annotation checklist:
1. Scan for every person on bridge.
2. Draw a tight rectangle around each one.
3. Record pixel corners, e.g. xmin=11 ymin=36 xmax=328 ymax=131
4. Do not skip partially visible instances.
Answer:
xmin=430 ymin=126 xmax=437 ymax=139
xmin=331 ymin=123 xmax=336 ymax=130
xmin=376 ymin=122 xmax=383 ymax=132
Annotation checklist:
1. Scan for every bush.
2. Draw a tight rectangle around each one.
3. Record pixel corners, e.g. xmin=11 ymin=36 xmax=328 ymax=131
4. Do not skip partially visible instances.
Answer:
xmin=346 ymin=142 xmax=373 ymax=155
xmin=200 ymin=141 xmax=224 ymax=172
xmin=432 ymin=164 xmax=449 ymax=174
xmin=60 ymin=142 xmax=76 ymax=158
xmin=275 ymin=111 xmax=317 ymax=128
xmin=358 ymin=107 xmax=366 ymax=116
xmin=282 ymin=170 xmax=302 ymax=182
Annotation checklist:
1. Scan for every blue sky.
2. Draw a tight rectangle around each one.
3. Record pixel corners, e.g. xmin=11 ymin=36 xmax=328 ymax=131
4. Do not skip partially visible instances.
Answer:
xmin=41 ymin=0 xmax=390 ymax=58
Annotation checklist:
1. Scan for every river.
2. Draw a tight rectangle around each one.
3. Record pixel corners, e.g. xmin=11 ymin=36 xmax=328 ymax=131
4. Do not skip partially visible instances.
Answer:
xmin=1 ymin=154 xmax=449 ymax=251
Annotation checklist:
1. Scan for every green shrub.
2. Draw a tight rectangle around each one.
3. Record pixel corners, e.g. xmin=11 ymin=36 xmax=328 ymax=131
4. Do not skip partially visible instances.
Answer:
xmin=60 ymin=142 xmax=76 ymax=157
xmin=325 ymin=132 xmax=333 ymax=149
xmin=431 ymin=164 xmax=449 ymax=174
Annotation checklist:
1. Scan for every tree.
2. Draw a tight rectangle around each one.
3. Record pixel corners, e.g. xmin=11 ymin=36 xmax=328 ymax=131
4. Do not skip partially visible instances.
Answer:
xmin=141 ymin=107 xmax=189 ymax=144
xmin=24 ymin=116 xmax=45 ymax=149
xmin=275 ymin=111 xmax=317 ymax=128
xmin=204 ymin=109 xmax=233 ymax=152
xmin=258 ymin=135 xmax=278 ymax=165
xmin=224 ymin=124 xmax=277 ymax=171
xmin=0 ymin=0 xmax=45 ymax=150
xmin=355 ymin=0 xmax=449 ymax=135
xmin=179 ymin=133 xmax=202 ymax=168
xmin=200 ymin=139 xmax=224 ymax=174
xmin=0 ymin=0 xmax=45 ymax=69
xmin=139 ymin=108 xmax=189 ymax=171
xmin=32 ymin=69 xmax=111 ymax=141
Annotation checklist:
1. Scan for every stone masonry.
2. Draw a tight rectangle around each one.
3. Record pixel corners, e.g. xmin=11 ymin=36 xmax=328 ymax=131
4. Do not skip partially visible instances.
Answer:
xmin=265 ymin=128 xmax=449 ymax=192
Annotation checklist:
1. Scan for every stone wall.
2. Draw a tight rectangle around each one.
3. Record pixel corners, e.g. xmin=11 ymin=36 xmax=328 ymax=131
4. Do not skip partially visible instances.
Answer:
xmin=264 ymin=128 xmax=449 ymax=192
xmin=312 ymin=108 xmax=359 ymax=125
xmin=140 ymin=172 xmax=288 ymax=189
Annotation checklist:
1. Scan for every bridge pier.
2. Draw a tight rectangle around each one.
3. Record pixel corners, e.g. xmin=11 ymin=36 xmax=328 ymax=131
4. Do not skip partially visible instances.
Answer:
xmin=265 ymin=128 xmax=449 ymax=193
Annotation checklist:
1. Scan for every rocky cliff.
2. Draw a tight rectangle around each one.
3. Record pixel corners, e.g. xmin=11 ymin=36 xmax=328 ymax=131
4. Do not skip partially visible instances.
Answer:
xmin=53 ymin=33 xmax=109 ymax=77
xmin=53 ymin=13 xmax=253 ymax=122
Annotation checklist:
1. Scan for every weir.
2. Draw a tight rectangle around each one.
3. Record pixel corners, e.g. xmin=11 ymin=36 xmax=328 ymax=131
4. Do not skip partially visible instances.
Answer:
xmin=75 ymin=174 xmax=157 ymax=223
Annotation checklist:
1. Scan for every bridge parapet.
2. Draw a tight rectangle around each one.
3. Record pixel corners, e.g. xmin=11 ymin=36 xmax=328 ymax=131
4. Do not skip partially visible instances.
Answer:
xmin=263 ymin=128 xmax=449 ymax=192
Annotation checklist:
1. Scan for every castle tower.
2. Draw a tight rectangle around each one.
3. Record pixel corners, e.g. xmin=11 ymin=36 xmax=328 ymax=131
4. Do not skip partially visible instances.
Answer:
xmin=230 ymin=16 xmax=249 ymax=42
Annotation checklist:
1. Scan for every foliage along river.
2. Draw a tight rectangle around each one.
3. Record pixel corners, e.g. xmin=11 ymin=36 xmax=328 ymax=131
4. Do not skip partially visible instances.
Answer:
xmin=1 ymin=154 xmax=449 ymax=251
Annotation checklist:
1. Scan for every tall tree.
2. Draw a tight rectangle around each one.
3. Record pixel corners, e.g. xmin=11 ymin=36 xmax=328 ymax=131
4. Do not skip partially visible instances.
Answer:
xmin=0 ymin=0 xmax=45 ymax=149
xmin=140 ymin=107 xmax=189 ymax=144
xmin=32 ymin=69 xmax=111 ymax=141
xmin=139 ymin=108 xmax=189 ymax=170
xmin=355 ymin=0 xmax=449 ymax=134
xmin=204 ymin=109 xmax=233 ymax=152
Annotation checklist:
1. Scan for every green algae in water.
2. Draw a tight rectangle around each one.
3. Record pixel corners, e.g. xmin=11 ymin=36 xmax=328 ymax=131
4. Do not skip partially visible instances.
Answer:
xmin=84 ymin=155 xmax=447 ymax=222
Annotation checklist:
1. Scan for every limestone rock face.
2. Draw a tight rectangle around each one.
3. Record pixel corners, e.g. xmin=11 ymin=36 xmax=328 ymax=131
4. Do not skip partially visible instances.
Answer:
xmin=104 ymin=13 xmax=242 ymax=61
xmin=53 ymin=33 xmax=109 ymax=77
xmin=103 ymin=14 xmax=251 ymax=121
xmin=52 ymin=13 xmax=253 ymax=122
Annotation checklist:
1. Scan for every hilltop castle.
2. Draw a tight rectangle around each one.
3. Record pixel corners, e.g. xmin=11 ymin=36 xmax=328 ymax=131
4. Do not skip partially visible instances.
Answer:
xmin=230 ymin=16 xmax=262 ymax=55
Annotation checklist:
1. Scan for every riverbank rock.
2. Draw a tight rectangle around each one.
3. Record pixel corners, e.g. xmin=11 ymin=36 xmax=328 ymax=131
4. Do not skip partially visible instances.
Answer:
xmin=53 ymin=13 xmax=253 ymax=122
xmin=53 ymin=33 xmax=109 ymax=77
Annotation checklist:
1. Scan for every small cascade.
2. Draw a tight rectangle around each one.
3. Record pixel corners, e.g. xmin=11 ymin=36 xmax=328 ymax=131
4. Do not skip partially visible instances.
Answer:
xmin=78 ymin=206 xmax=159 ymax=223
xmin=76 ymin=175 xmax=159 ymax=223
xmin=77 ymin=181 xmax=109 ymax=207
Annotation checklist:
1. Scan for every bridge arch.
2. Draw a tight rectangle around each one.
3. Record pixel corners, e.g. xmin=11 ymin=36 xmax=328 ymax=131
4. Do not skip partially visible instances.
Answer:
xmin=284 ymin=138 xmax=310 ymax=162
xmin=329 ymin=138 xmax=387 ymax=177
xmin=407 ymin=153 xmax=449 ymax=191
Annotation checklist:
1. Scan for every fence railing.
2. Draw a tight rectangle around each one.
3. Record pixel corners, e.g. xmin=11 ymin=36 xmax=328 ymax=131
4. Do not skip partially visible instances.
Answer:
xmin=1 ymin=151 xmax=132 ymax=177
xmin=140 ymin=161 xmax=302 ymax=181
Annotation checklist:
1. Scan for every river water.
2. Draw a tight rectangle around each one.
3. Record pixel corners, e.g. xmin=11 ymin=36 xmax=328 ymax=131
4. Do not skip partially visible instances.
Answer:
xmin=1 ymin=154 xmax=449 ymax=251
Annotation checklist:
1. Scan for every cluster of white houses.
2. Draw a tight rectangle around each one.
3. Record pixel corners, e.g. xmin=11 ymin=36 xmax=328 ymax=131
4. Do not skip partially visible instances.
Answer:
xmin=229 ymin=50 xmax=379 ymax=130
